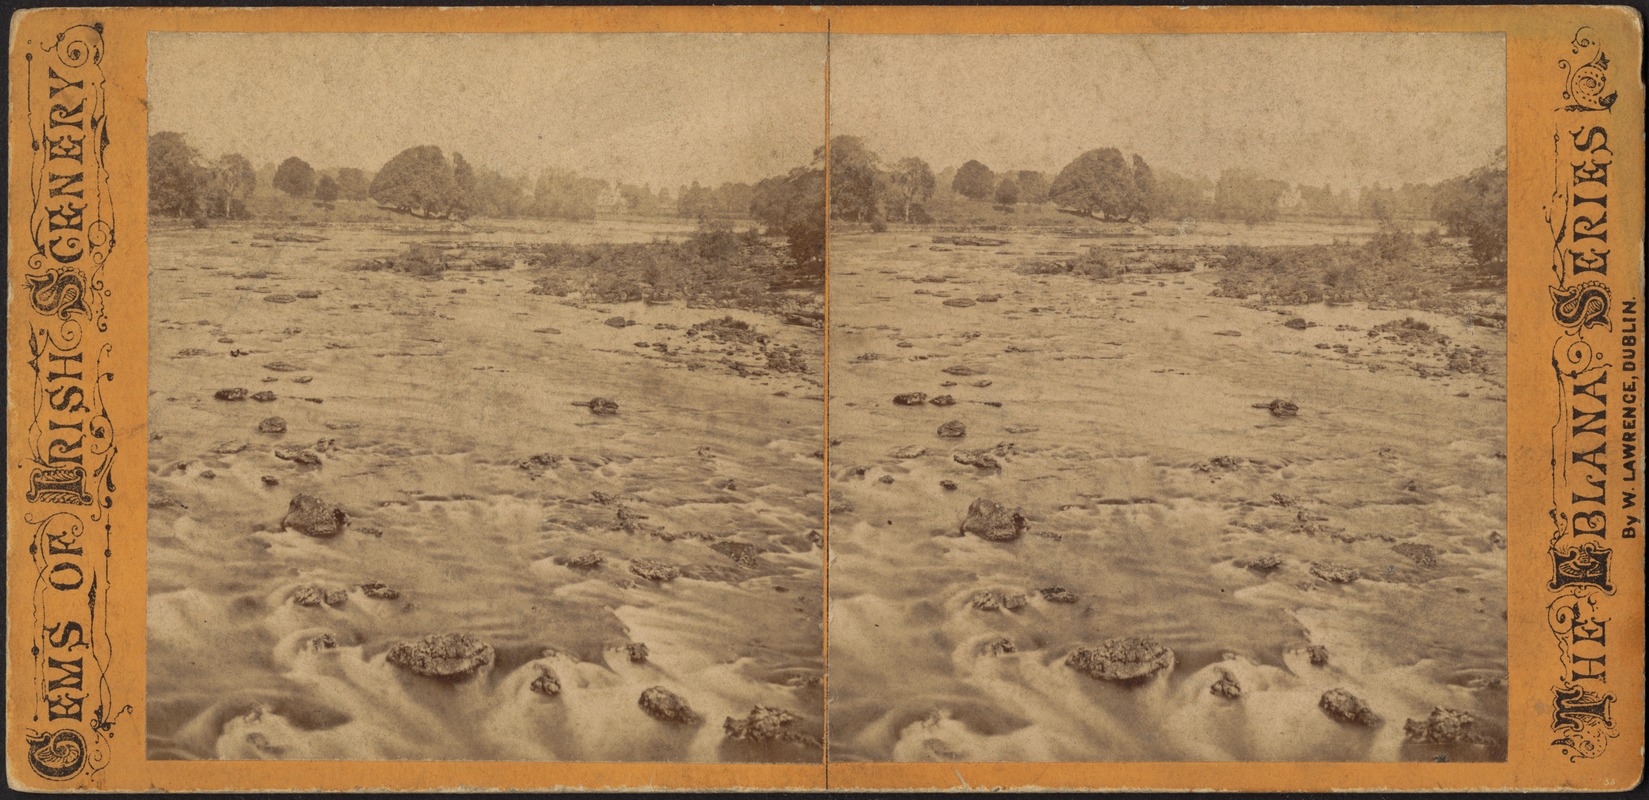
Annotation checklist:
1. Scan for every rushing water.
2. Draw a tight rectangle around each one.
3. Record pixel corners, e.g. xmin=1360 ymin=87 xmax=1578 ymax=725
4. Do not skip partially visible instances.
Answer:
xmin=825 ymin=226 xmax=1507 ymax=762
xmin=147 ymin=222 xmax=824 ymax=762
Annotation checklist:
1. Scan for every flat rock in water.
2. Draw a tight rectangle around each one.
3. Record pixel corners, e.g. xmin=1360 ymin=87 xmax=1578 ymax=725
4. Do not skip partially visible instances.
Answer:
xmin=566 ymin=552 xmax=605 ymax=570
xmin=258 ymin=416 xmax=288 ymax=434
xmin=889 ymin=445 xmax=927 ymax=459
xmin=1320 ymin=688 xmax=1381 ymax=725
xmin=892 ymin=392 xmax=928 ymax=406
xmin=960 ymin=498 xmax=1028 ymax=541
xmin=1310 ymin=561 xmax=1361 ymax=583
xmin=942 ymin=365 xmax=983 ymax=376
xmin=976 ymin=294 xmax=1001 ymax=302
xmin=387 ymin=633 xmax=494 ymax=681
xmin=251 ymin=390 xmax=277 ymax=402
xmin=942 ymin=298 xmax=977 ymax=308
xmin=264 ymin=294 xmax=298 ymax=304
xmin=360 ymin=580 xmax=400 ymax=599
xmin=638 ymin=686 xmax=701 ymax=724
xmin=214 ymin=387 xmax=249 ymax=401
xmin=582 ymin=397 xmax=619 ymax=415
xmin=1404 ymin=707 xmax=1488 ymax=744
xmin=936 ymin=420 xmax=967 ymax=439
xmin=929 ymin=395 xmax=956 ymax=407
xmin=1067 ymin=637 xmax=1177 ymax=681
xmin=281 ymin=493 xmax=346 ymax=537
xmin=630 ymin=559 xmax=680 ymax=582
xmin=1040 ymin=586 xmax=1079 ymax=604
xmin=709 ymin=540 xmax=759 ymax=567
xmin=291 ymin=585 xmax=347 ymax=607
xmin=1284 ymin=317 xmax=1310 ymax=330
xmin=953 ymin=450 xmax=1001 ymax=471
xmin=264 ymin=361 xmax=303 ymax=372
xmin=1255 ymin=398 xmax=1299 ymax=417
xmin=723 ymin=706 xmax=818 ymax=747
xmin=273 ymin=445 xmax=320 ymax=465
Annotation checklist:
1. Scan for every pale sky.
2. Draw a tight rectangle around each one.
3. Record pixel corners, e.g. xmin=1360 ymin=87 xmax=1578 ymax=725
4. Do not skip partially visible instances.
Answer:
xmin=831 ymin=33 xmax=1506 ymax=189
xmin=147 ymin=32 xmax=827 ymax=187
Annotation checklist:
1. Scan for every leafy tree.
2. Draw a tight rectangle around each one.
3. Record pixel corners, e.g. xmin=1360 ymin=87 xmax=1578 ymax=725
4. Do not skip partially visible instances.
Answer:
xmin=148 ymin=131 xmax=203 ymax=217
xmin=470 ymin=167 xmax=528 ymax=218
xmin=314 ymin=174 xmax=340 ymax=203
xmin=819 ymin=135 xmax=881 ymax=222
xmin=1213 ymin=168 xmax=1288 ymax=224
xmin=370 ymin=145 xmax=456 ymax=218
xmin=1015 ymin=170 xmax=1050 ymax=204
xmin=1130 ymin=154 xmax=1158 ymax=221
xmin=751 ymin=166 xmax=825 ymax=280
xmin=449 ymin=152 xmax=477 ymax=219
xmin=678 ymin=181 xmax=715 ymax=219
xmin=712 ymin=182 xmax=755 ymax=217
xmin=272 ymin=156 xmax=317 ymax=198
xmin=1049 ymin=148 xmax=1137 ymax=220
xmin=994 ymin=176 xmax=1020 ymax=205
xmin=1431 ymin=153 xmax=1507 ymax=271
xmin=336 ymin=167 xmax=371 ymax=200
xmin=887 ymin=157 xmax=936 ymax=222
xmin=531 ymin=168 xmax=604 ymax=221
xmin=952 ymin=159 xmax=996 ymax=201
xmin=203 ymin=153 xmax=255 ymax=219
xmin=1154 ymin=170 xmax=1214 ymax=220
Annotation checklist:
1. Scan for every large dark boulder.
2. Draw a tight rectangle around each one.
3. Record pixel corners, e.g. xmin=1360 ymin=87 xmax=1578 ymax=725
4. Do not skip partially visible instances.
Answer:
xmin=281 ymin=493 xmax=346 ymax=537
xmin=639 ymin=686 xmax=701 ymax=724
xmin=960 ymin=498 xmax=1028 ymax=541
xmin=1066 ymin=637 xmax=1176 ymax=682
xmin=386 ymin=633 xmax=495 ymax=681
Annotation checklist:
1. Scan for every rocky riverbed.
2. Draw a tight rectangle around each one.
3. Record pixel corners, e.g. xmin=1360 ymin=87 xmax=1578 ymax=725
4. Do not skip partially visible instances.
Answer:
xmin=146 ymin=219 xmax=824 ymax=762
xmin=825 ymin=222 xmax=1508 ymax=763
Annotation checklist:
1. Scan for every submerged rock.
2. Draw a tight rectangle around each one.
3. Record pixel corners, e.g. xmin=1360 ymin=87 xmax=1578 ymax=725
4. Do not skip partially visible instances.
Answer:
xmin=251 ymin=390 xmax=277 ymax=402
xmin=929 ymin=395 xmax=957 ymax=407
xmin=258 ymin=416 xmax=288 ymax=434
xmin=960 ymin=498 xmax=1028 ymax=542
xmin=566 ymin=552 xmax=605 ymax=570
xmin=953 ymin=450 xmax=1001 ymax=470
xmin=1392 ymin=542 xmax=1437 ymax=567
xmin=215 ymin=387 xmax=249 ymax=401
xmin=1319 ymin=688 xmax=1380 ymax=725
xmin=638 ymin=686 xmax=701 ymax=724
xmin=1040 ymin=586 xmax=1079 ymax=604
xmin=1067 ymin=637 xmax=1176 ymax=682
xmin=939 ymin=480 xmax=958 ymax=491
xmin=1284 ymin=317 xmax=1310 ymax=330
xmin=360 ymin=581 xmax=401 ymax=600
xmin=1245 ymin=555 xmax=1284 ymax=573
xmin=984 ymin=637 xmax=1017 ymax=656
xmin=710 ymin=540 xmax=759 ymax=567
xmin=291 ymin=585 xmax=347 ymax=607
xmin=529 ymin=665 xmax=562 ymax=696
xmin=969 ymin=590 xmax=1024 ymax=611
xmin=273 ymin=445 xmax=321 ymax=466
xmin=386 ymin=633 xmax=494 ymax=681
xmin=1258 ymin=398 xmax=1299 ymax=417
xmin=1310 ymin=562 xmax=1361 ymax=583
xmin=281 ymin=493 xmax=346 ymax=537
xmin=580 ymin=397 xmax=619 ymax=415
xmin=723 ymin=706 xmax=817 ymax=746
xmin=630 ymin=559 xmax=681 ymax=582
xmin=936 ymin=420 xmax=967 ymax=439
xmin=942 ymin=298 xmax=977 ymax=308
xmin=1404 ymin=707 xmax=1488 ymax=744
xmin=1211 ymin=672 xmax=1243 ymax=699
xmin=892 ymin=392 xmax=928 ymax=406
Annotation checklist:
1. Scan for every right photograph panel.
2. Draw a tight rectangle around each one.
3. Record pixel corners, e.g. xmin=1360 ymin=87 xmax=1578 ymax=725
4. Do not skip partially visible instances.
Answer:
xmin=825 ymin=33 xmax=1508 ymax=763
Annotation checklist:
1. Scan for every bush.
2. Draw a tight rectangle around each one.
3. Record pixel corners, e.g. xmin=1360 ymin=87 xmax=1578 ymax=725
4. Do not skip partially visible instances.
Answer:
xmin=908 ymin=204 xmax=934 ymax=225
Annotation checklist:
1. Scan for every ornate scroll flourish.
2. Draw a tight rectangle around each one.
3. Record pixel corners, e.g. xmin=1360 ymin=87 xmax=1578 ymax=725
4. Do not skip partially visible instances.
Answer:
xmin=1558 ymin=27 xmax=1617 ymax=112
xmin=18 ymin=21 xmax=122 ymax=785
xmin=1541 ymin=25 xmax=1621 ymax=763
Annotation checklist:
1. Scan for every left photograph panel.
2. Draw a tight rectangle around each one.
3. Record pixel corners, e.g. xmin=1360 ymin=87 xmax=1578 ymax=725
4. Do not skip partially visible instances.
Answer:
xmin=144 ymin=32 xmax=827 ymax=763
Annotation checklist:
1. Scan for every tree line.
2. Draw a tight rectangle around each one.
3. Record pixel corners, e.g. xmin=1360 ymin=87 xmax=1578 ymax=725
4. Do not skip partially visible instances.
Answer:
xmin=147 ymin=131 xmax=824 ymax=276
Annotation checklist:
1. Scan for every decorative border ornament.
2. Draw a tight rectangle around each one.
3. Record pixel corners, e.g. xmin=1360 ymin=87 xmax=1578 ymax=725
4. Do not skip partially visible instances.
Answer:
xmin=1559 ymin=26 xmax=1617 ymax=112
xmin=1541 ymin=26 xmax=1622 ymax=762
xmin=18 ymin=21 xmax=126 ymax=785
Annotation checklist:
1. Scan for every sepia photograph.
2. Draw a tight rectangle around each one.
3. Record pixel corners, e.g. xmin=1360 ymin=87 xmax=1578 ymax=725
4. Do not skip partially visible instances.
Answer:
xmin=824 ymin=33 xmax=1510 ymax=762
xmin=143 ymin=32 xmax=827 ymax=762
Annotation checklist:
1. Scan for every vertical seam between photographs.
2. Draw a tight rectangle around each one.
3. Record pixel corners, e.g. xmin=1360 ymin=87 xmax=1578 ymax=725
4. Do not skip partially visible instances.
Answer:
xmin=821 ymin=15 xmax=833 ymax=783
